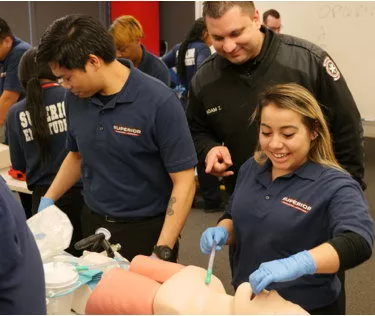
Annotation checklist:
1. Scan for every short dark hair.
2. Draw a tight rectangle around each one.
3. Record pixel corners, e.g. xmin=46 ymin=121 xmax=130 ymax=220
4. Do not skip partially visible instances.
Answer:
xmin=263 ymin=9 xmax=280 ymax=23
xmin=37 ymin=14 xmax=116 ymax=70
xmin=203 ymin=1 xmax=255 ymax=19
xmin=0 ymin=17 xmax=12 ymax=39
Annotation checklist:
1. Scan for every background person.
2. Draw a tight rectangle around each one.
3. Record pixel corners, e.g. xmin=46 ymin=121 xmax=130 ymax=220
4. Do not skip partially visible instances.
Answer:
xmin=6 ymin=47 xmax=84 ymax=256
xmin=0 ymin=17 xmax=33 ymax=219
xmin=0 ymin=17 xmax=31 ymax=142
xmin=109 ymin=15 xmax=170 ymax=86
xmin=162 ymin=17 xmax=212 ymax=109
xmin=262 ymin=9 xmax=281 ymax=33
xmin=162 ymin=17 xmax=224 ymax=213
xmin=37 ymin=14 xmax=197 ymax=262
xmin=200 ymin=83 xmax=374 ymax=315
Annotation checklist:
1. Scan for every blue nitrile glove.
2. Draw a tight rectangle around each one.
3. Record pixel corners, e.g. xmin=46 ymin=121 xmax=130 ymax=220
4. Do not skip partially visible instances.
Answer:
xmin=37 ymin=197 xmax=55 ymax=212
xmin=249 ymin=250 xmax=316 ymax=294
xmin=200 ymin=226 xmax=228 ymax=254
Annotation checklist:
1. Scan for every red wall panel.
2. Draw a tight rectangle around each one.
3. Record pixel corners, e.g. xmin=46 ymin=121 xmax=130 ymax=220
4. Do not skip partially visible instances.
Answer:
xmin=110 ymin=1 xmax=160 ymax=56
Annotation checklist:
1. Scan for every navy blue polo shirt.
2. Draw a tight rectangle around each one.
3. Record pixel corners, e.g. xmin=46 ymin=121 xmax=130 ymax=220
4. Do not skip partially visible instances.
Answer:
xmin=0 ymin=177 xmax=46 ymax=314
xmin=6 ymin=84 xmax=82 ymax=191
xmin=0 ymin=37 xmax=31 ymax=97
xmin=226 ymin=158 xmax=373 ymax=310
xmin=66 ymin=59 xmax=197 ymax=218
xmin=138 ymin=45 xmax=170 ymax=86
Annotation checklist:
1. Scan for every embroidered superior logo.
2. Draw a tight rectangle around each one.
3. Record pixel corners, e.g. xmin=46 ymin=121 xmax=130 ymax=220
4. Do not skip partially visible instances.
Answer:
xmin=323 ymin=56 xmax=340 ymax=81
xmin=281 ymin=197 xmax=312 ymax=214
xmin=113 ymin=125 xmax=142 ymax=136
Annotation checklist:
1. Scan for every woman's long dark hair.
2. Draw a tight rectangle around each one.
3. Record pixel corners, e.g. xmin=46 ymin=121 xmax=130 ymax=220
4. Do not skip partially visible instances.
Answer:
xmin=176 ymin=17 xmax=207 ymax=86
xmin=18 ymin=47 xmax=57 ymax=165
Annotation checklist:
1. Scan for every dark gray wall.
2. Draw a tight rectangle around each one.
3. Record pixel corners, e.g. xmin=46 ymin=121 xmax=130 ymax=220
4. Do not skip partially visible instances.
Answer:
xmin=0 ymin=1 xmax=110 ymax=45
xmin=0 ymin=2 xmax=30 ymax=42
xmin=2 ymin=1 xmax=194 ymax=52
xmin=160 ymin=1 xmax=195 ymax=50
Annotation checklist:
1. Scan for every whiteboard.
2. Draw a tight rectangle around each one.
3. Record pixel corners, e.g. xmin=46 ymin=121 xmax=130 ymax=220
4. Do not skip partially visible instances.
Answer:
xmin=196 ymin=1 xmax=375 ymax=120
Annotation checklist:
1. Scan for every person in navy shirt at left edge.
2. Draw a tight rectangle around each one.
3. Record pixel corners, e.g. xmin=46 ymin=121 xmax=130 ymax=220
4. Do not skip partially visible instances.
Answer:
xmin=37 ymin=14 xmax=197 ymax=263
xmin=109 ymin=15 xmax=170 ymax=87
xmin=200 ymin=83 xmax=374 ymax=314
xmin=0 ymin=177 xmax=46 ymax=314
xmin=0 ymin=18 xmax=31 ymax=143
xmin=6 ymin=47 xmax=84 ymax=256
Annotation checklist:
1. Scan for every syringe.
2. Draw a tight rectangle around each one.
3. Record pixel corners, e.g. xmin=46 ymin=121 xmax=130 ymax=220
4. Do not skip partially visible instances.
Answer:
xmin=205 ymin=240 xmax=217 ymax=285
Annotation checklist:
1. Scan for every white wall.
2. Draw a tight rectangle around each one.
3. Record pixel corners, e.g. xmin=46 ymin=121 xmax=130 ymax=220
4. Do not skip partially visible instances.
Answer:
xmin=256 ymin=1 xmax=375 ymax=121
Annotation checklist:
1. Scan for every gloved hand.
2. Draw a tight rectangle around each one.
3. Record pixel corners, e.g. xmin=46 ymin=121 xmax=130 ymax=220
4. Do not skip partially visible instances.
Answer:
xmin=200 ymin=226 xmax=228 ymax=254
xmin=249 ymin=250 xmax=316 ymax=294
xmin=37 ymin=197 xmax=55 ymax=212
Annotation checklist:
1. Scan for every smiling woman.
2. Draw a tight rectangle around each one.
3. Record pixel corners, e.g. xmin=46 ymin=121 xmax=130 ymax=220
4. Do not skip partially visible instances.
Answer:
xmin=258 ymin=104 xmax=313 ymax=179
xmin=252 ymin=83 xmax=343 ymax=179
xmin=200 ymin=83 xmax=373 ymax=314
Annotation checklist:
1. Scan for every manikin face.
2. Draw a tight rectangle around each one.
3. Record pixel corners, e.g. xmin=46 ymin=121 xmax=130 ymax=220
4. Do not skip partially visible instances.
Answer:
xmin=259 ymin=103 xmax=315 ymax=179
xmin=265 ymin=16 xmax=281 ymax=33
xmin=50 ymin=57 xmax=102 ymax=99
xmin=205 ymin=5 xmax=263 ymax=65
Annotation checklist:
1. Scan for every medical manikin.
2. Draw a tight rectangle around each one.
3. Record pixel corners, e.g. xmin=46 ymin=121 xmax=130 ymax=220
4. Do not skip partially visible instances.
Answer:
xmin=86 ymin=255 xmax=308 ymax=315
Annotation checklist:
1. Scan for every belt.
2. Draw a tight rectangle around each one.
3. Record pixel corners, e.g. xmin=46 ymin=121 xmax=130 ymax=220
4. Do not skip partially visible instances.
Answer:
xmin=89 ymin=209 xmax=164 ymax=223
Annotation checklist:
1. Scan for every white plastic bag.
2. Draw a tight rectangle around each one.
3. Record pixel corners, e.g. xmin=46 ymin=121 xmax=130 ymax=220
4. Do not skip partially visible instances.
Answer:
xmin=27 ymin=205 xmax=73 ymax=261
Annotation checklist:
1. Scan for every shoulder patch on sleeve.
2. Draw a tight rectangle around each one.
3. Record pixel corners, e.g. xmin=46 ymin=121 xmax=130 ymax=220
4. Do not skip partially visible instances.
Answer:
xmin=323 ymin=56 xmax=341 ymax=81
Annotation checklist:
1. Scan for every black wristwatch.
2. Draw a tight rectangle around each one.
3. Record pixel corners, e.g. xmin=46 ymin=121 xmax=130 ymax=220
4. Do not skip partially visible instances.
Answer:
xmin=153 ymin=245 xmax=174 ymax=262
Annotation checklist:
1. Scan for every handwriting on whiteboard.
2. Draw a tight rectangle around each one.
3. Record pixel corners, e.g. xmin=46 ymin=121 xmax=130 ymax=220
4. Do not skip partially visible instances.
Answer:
xmin=318 ymin=4 xmax=375 ymax=19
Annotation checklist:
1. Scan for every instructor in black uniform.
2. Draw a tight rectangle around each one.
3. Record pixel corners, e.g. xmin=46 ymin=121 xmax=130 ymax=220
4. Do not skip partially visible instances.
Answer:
xmin=187 ymin=1 xmax=365 ymax=194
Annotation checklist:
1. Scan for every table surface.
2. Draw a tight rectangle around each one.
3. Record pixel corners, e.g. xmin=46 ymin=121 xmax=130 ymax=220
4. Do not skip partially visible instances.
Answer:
xmin=0 ymin=167 xmax=32 ymax=194
xmin=0 ymin=144 xmax=32 ymax=194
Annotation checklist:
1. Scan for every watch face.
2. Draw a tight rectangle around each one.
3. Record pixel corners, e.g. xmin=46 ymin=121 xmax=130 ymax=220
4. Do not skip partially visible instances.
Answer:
xmin=155 ymin=246 xmax=173 ymax=261
xmin=160 ymin=247 xmax=172 ymax=260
